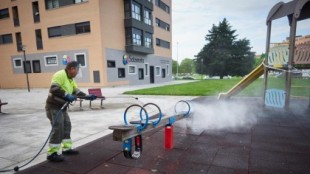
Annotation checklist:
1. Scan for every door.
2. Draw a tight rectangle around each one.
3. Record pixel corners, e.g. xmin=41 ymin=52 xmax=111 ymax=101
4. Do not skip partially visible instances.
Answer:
xmin=150 ymin=66 xmax=154 ymax=84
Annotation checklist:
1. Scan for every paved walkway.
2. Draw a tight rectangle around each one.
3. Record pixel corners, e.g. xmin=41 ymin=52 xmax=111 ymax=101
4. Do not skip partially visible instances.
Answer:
xmin=0 ymin=81 xmax=196 ymax=173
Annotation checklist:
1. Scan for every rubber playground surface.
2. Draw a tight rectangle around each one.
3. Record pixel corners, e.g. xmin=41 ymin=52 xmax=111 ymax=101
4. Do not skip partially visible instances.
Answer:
xmin=16 ymin=97 xmax=310 ymax=174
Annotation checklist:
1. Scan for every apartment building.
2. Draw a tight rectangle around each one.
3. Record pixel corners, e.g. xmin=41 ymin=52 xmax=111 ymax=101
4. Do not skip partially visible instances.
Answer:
xmin=0 ymin=0 xmax=172 ymax=89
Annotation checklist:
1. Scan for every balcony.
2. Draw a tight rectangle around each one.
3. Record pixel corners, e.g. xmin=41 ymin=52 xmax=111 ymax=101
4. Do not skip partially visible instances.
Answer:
xmin=124 ymin=18 xmax=153 ymax=34
xmin=126 ymin=45 xmax=154 ymax=54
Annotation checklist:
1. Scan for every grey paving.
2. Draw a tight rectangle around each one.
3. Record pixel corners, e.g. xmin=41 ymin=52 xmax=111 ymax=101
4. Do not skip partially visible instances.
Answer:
xmin=0 ymin=81 xmax=195 ymax=173
xmin=13 ymin=96 xmax=310 ymax=174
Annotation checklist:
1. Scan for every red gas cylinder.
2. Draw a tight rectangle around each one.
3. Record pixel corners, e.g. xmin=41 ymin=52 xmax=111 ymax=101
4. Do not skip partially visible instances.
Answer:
xmin=164 ymin=124 xmax=173 ymax=149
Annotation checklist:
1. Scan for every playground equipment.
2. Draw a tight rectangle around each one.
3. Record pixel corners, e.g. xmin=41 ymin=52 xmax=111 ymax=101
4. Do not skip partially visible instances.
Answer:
xmin=218 ymin=63 xmax=264 ymax=99
xmin=109 ymin=100 xmax=191 ymax=159
xmin=263 ymin=0 xmax=310 ymax=109
xmin=219 ymin=0 xmax=310 ymax=109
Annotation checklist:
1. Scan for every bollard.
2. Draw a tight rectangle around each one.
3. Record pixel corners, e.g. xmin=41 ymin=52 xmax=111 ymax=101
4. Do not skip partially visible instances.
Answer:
xmin=164 ymin=124 xmax=173 ymax=149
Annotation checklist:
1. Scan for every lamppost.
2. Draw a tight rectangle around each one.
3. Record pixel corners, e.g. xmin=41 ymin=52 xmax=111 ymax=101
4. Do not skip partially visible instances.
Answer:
xmin=176 ymin=42 xmax=179 ymax=78
xmin=22 ymin=45 xmax=30 ymax=92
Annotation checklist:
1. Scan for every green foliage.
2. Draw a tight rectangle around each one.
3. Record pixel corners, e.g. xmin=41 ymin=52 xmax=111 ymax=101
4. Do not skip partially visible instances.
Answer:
xmin=230 ymin=39 xmax=255 ymax=76
xmin=179 ymin=58 xmax=194 ymax=74
xmin=254 ymin=54 xmax=266 ymax=67
xmin=196 ymin=18 xmax=255 ymax=79
xmin=172 ymin=60 xmax=178 ymax=75
xmin=124 ymin=79 xmax=240 ymax=96
xmin=124 ymin=78 xmax=310 ymax=97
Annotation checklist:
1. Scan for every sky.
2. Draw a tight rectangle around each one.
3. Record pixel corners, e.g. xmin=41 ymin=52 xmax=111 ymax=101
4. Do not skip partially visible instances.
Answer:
xmin=172 ymin=0 xmax=310 ymax=63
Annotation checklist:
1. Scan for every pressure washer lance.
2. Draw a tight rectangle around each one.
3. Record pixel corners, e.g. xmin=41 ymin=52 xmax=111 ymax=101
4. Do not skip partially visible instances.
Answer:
xmin=0 ymin=102 xmax=70 ymax=173
xmin=77 ymin=95 xmax=139 ymax=101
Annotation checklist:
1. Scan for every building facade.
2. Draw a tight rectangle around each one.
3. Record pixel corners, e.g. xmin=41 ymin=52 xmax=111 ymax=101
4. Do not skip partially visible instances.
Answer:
xmin=0 ymin=0 xmax=172 ymax=89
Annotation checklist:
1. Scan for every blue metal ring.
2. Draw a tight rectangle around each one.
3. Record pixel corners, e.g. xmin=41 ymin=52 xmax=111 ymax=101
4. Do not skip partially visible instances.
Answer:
xmin=174 ymin=100 xmax=191 ymax=117
xmin=123 ymin=104 xmax=149 ymax=132
xmin=140 ymin=103 xmax=162 ymax=127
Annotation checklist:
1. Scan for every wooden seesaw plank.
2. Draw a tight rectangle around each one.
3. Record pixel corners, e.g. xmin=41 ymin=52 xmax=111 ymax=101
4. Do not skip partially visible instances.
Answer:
xmin=108 ymin=111 xmax=190 ymax=141
xmin=129 ymin=113 xmax=161 ymax=125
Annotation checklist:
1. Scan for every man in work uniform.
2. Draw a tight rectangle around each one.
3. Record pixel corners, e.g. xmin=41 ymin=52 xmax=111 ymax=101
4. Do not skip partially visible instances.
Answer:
xmin=45 ymin=61 xmax=96 ymax=162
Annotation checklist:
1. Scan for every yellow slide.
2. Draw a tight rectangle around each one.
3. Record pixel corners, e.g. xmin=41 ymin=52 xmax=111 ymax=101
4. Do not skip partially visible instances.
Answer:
xmin=218 ymin=63 xmax=264 ymax=99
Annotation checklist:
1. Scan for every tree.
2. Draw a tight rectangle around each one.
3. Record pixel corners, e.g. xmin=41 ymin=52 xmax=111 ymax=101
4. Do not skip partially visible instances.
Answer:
xmin=179 ymin=58 xmax=194 ymax=75
xmin=196 ymin=18 xmax=255 ymax=79
xmin=254 ymin=53 xmax=266 ymax=68
xmin=229 ymin=39 xmax=255 ymax=76
xmin=172 ymin=60 xmax=178 ymax=75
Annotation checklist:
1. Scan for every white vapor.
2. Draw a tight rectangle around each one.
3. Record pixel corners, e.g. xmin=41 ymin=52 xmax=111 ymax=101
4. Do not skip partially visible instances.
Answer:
xmin=185 ymin=99 xmax=258 ymax=131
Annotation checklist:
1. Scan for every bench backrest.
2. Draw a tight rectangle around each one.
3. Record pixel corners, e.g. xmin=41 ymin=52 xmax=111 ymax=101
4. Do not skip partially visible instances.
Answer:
xmin=88 ymin=88 xmax=103 ymax=97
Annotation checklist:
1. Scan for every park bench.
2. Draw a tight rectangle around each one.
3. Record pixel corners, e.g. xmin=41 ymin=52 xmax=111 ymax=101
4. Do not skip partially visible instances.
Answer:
xmin=76 ymin=98 xmax=83 ymax=108
xmin=0 ymin=99 xmax=8 ymax=113
xmin=88 ymin=88 xmax=105 ymax=108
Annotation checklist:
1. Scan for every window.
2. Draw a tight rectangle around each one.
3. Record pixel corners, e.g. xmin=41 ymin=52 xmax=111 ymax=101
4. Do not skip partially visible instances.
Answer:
xmin=35 ymin=29 xmax=43 ymax=49
xmin=132 ymin=28 xmax=142 ymax=46
xmin=107 ymin=60 xmax=116 ymax=68
xmin=155 ymin=18 xmax=159 ymax=26
xmin=125 ymin=28 xmax=132 ymax=45
xmin=23 ymin=61 xmax=32 ymax=73
xmin=166 ymin=25 xmax=170 ymax=31
xmin=126 ymin=28 xmax=153 ymax=49
xmin=75 ymin=53 xmax=86 ymax=67
xmin=93 ymin=70 xmax=100 ymax=83
xmin=166 ymin=64 xmax=169 ymax=75
xmin=128 ymin=65 xmax=136 ymax=74
xmin=75 ymin=0 xmax=88 ymax=3
xmin=32 ymin=60 xmax=41 ymax=73
xmin=125 ymin=28 xmax=139 ymax=46
xmin=155 ymin=66 xmax=161 ymax=76
xmin=144 ymin=8 xmax=152 ymax=25
xmin=75 ymin=22 xmax=90 ymax=34
xmin=44 ymin=55 xmax=58 ymax=66
xmin=118 ymin=68 xmax=125 ymax=78
xmin=15 ymin=32 xmax=22 ymax=51
xmin=156 ymin=38 xmax=170 ymax=49
xmin=46 ymin=0 xmax=59 ymax=9
xmin=124 ymin=1 xmax=131 ymax=19
xmin=144 ymin=63 xmax=149 ymax=76
xmin=45 ymin=0 xmax=88 ymax=9
xmin=32 ymin=1 xmax=40 ymax=23
xmin=155 ymin=0 xmax=170 ymax=13
xmin=138 ymin=68 xmax=144 ymax=80
xmin=48 ymin=26 xmax=61 ymax=38
xmin=0 ymin=8 xmax=9 ymax=19
xmin=155 ymin=18 xmax=170 ymax=31
xmin=12 ymin=6 xmax=20 ymax=26
xmin=162 ymin=69 xmax=166 ymax=78
xmin=156 ymin=38 xmax=160 ymax=46
xmin=13 ymin=58 xmax=22 ymax=68
xmin=0 ymin=34 xmax=13 ymax=45
xmin=144 ymin=32 xmax=152 ymax=48
xmin=131 ymin=1 xmax=141 ymax=21
xmin=48 ymin=21 xmax=91 ymax=38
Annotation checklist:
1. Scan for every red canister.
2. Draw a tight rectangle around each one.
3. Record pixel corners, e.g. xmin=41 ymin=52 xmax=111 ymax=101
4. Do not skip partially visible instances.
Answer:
xmin=164 ymin=124 xmax=173 ymax=149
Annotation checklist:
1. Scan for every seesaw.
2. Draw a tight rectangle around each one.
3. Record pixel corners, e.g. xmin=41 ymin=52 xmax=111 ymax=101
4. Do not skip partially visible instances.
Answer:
xmin=108 ymin=100 xmax=192 ymax=159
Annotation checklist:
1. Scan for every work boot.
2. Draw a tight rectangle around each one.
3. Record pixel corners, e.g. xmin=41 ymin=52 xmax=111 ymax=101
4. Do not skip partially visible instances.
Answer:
xmin=62 ymin=149 xmax=79 ymax=155
xmin=47 ymin=152 xmax=64 ymax=162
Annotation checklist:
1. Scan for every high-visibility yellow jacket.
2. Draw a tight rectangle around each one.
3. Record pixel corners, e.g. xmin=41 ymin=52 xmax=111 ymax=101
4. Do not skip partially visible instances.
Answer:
xmin=46 ymin=69 xmax=86 ymax=109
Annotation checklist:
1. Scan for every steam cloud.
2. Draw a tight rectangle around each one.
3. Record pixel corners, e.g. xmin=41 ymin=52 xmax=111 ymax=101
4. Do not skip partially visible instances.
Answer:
xmin=185 ymin=99 xmax=258 ymax=131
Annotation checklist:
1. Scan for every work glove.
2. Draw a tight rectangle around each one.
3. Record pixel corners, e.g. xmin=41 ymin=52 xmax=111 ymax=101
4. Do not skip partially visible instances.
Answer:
xmin=85 ymin=94 xmax=97 ymax=101
xmin=64 ymin=94 xmax=76 ymax=102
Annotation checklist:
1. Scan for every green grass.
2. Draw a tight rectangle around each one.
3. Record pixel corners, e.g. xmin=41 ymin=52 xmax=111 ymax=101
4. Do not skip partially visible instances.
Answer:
xmin=124 ymin=77 xmax=310 ymax=97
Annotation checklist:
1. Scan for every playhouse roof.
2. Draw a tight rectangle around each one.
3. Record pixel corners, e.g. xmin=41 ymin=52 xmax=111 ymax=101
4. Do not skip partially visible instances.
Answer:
xmin=267 ymin=0 xmax=310 ymax=24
